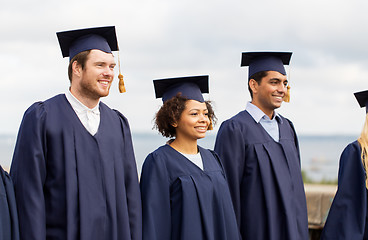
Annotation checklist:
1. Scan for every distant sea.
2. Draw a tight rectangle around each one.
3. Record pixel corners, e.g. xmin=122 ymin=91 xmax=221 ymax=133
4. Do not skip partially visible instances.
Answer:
xmin=0 ymin=132 xmax=356 ymax=182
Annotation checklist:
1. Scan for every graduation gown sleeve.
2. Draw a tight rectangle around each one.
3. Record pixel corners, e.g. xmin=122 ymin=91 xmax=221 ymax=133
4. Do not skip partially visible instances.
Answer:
xmin=114 ymin=110 xmax=142 ymax=240
xmin=321 ymin=141 xmax=368 ymax=240
xmin=214 ymin=119 xmax=245 ymax=225
xmin=10 ymin=102 xmax=47 ymax=240
xmin=140 ymin=152 xmax=171 ymax=240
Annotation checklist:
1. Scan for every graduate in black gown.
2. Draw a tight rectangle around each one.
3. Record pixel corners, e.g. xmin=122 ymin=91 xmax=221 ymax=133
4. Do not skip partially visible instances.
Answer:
xmin=10 ymin=26 xmax=141 ymax=240
xmin=140 ymin=76 xmax=240 ymax=240
xmin=321 ymin=90 xmax=368 ymax=239
xmin=214 ymin=52 xmax=308 ymax=240
xmin=0 ymin=166 xmax=19 ymax=240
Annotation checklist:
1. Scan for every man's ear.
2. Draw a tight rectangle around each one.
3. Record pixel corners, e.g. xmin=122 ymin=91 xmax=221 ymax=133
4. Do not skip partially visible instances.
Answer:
xmin=249 ymin=79 xmax=258 ymax=94
xmin=72 ymin=61 xmax=82 ymax=77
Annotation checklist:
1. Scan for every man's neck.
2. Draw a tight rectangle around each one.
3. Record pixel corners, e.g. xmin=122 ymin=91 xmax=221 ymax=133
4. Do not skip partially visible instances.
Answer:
xmin=69 ymin=88 xmax=99 ymax=109
xmin=250 ymin=101 xmax=274 ymax=119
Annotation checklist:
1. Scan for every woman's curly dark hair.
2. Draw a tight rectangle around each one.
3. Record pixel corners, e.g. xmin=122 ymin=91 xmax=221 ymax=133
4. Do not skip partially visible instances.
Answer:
xmin=154 ymin=94 xmax=216 ymax=138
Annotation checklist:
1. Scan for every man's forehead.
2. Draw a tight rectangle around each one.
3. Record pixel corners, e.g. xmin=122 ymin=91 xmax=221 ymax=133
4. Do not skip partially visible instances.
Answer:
xmin=265 ymin=70 xmax=287 ymax=79
xmin=88 ymin=50 xmax=115 ymax=60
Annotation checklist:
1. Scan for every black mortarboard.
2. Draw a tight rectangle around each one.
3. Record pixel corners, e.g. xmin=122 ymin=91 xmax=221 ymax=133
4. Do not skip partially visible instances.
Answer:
xmin=56 ymin=26 xmax=118 ymax=60
xmin=241 ymin=52 xmax=292 ymax=78
xmin=153 ymin=75 xmax=209 ymax=103
xmin=354 ymin=90 xmax=368 ymax=113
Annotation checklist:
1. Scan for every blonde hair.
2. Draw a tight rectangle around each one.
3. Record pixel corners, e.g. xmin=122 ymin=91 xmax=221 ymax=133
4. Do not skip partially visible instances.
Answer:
xmin=357 ymin=113 xmax=368 ymax=189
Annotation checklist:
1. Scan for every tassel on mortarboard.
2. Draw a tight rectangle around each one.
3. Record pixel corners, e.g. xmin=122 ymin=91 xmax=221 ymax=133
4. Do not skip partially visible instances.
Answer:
xmin=283 ymin=65 xmax=291 ymax=102
xmin=118 ymin=73 xmax=126 ymax=93
xmin=117 ymin=50 xmax=126 ymax=93
xmin=283 ymin=85 xmax=290 ymax=102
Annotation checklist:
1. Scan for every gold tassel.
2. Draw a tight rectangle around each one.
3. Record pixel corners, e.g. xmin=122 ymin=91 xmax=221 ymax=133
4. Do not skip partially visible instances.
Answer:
xmin=118 ymin=73 xmax=126 ymax=93
xmin=117 ymin=48 xmax=126 ymax=93
xmin=283 ymin=85 xmax=290 ymax=102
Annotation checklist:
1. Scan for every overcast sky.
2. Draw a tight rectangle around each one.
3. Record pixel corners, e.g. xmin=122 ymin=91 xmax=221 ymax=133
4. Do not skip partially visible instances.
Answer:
xmin=2 ymin=0 xmax=368 ymax=137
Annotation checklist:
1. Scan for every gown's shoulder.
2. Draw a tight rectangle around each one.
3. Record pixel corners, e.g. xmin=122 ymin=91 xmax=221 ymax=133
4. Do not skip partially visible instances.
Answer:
xmin=197 ymin=146 xmax=218 ymax=161
xmin=143 ymin=145 xmax=169 ymax=165
xmin=24 ymin=94 xmax=67 ymax=117
xmin=229 ymin=109 xmax=251 ymax=122
xmin=339 ymin=141 xmax=361 ymax=166
xmin=99 ymin=102 xmax=131 ymax=128
xmin=23 ymin=100 xmax=49 ymax=122
xmin=217 ymin=110 xmax=252 ymax=137
xmin=197 ymin=145 xmax=209 ymax=153
xmin=338 ymin=140 xmax=362 ymax=177
xmin=140 ymin=145 xmax=171 ymax=184
xmin=101 ymin=102 xmax=124 ymax=118
xmin=342 ymin=140 xmax=360 ymax=155
xmin=148 ymin=145 xmax=171 ymax=160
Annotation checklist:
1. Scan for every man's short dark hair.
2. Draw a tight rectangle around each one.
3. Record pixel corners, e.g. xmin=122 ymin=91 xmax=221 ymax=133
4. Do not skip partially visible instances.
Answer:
xmin=248 ymin=71 xmax=269 ymax=98
xmin=67 ymin=50 xmax=91 ymax=81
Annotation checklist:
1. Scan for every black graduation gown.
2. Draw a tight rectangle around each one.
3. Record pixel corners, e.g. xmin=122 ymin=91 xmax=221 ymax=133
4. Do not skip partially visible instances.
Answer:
xmin=140 ymin=144 xmax=240 ymax=240
xmin=10 ymin=94 xmax=142 ymax=240
xmin=321 ymin=141 xmax=368 ymax=240
xmin=214 ymin=110 xmax=308 ymax=240
xmin=0 ymin=166 xmax=19 ymax=240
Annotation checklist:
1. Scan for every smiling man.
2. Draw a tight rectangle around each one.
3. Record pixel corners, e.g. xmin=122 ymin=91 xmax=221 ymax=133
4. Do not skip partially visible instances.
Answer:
xmin=10 ymin=26 xmax=141 ymax=240
xmin=214 ymin=52 xmax=308 ymax=240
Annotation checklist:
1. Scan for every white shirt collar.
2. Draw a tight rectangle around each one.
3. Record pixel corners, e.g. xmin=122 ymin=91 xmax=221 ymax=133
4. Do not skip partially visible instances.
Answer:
xmin=245 ymin=102 xmax=282 ymax=123
xmin=65 ymin=90 xmax=100 ymax=115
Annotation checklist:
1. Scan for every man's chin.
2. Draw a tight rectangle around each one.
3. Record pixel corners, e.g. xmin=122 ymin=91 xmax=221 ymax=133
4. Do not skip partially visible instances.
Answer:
xmin=273 ymin=103 xmax=282 ymax=109
xmin=98 ymin=88 xmax=110 ymax=98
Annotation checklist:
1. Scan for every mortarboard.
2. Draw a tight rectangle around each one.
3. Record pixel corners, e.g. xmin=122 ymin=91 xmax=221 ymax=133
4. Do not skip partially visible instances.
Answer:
xmin=241 ymin=52 xmax=292 ymax=78
xmin=153 ymin=75 xmax=209 ymax=103
xmin=56 ymin=26 xmax=118 ymax=60
xmin=56 ymin=26 xmax=126 ymax=93
xmin=354 ymin=90 xmax=368 ymax=113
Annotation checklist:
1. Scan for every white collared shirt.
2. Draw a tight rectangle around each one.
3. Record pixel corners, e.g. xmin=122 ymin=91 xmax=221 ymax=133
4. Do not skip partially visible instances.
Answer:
xmin=245 ymin=102 xmax=282 ymax=142
xmin=65 ymin=90 xmax=100 ymax=136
